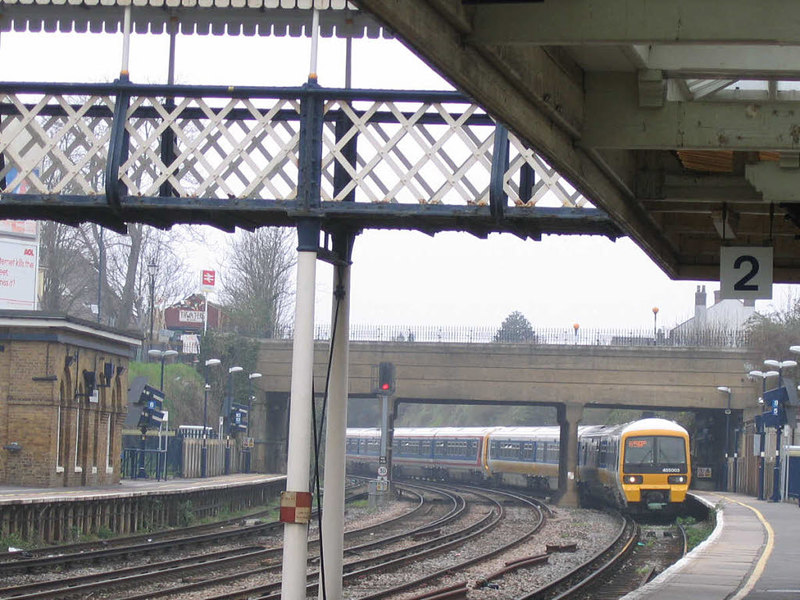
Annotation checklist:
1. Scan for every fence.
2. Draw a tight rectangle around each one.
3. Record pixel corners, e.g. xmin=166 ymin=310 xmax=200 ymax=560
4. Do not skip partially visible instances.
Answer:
xmin=265 ymin=323 xmax=751 ymax=348
xmin=122 ymin=435 xmax=250 ymax=479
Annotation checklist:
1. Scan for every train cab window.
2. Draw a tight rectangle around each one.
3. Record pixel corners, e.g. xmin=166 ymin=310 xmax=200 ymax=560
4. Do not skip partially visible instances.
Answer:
xmin=624 ymin=436 xmax=687 ymax=472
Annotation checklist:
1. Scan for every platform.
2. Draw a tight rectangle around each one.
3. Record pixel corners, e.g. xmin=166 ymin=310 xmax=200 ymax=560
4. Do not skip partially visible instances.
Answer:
xmin=622 ymin=492 xmax=800 ymax=600
xmin=0 ymin=473 xmax=285 ymax=505
xmin=0 ymin=474 xmax=286 ymax=543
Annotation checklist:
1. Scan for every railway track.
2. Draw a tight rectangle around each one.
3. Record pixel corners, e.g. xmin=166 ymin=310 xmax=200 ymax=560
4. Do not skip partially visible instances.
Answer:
xmin=0 ymin=481 xmax=693 ymax=600
xmin=0 ymin=483 xmax=434 ymax=600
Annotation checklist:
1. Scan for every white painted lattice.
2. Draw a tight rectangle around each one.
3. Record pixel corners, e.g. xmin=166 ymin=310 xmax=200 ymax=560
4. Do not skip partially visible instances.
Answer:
xmin=0 ymin=89 xmax=590 ymax=209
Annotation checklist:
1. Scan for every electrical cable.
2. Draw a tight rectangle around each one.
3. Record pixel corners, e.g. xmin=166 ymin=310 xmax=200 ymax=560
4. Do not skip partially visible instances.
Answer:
xmin=310 ymin=262 xmax=346 ymax=600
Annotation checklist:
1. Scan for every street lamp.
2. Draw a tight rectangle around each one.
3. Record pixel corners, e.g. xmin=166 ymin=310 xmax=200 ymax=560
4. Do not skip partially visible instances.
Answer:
xmin=763 ymin=358 xmax=797 ymax=502
xmin=716 ymin=386 xmax=732 ymax=492
xmin=224 ymin=366 xmax=243 ymax=475
xmin=749 ymin=369 xmax=780 ymax=500
xmin=147 ymin=260 xmax=157 ymax=352
xmin=148 ymin=349 xmax=178 ymax=390
xmin=652 ymin=307 xmax=659 ymax=344
xmin=201 ymin=358 xmax=221 ymax=478
xmin=245 ymin=372 xmax=262 ymax=474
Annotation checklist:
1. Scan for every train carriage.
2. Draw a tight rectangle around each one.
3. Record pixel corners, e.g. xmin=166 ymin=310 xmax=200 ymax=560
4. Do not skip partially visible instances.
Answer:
xmin=346 ymin=417 xmax=691 ymax=513
xmin=485 ymin=426 xmax=560 ymax=490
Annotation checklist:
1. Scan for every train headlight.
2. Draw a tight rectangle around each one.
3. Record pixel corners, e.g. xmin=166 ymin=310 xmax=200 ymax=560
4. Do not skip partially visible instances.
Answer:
xmin=668 ymin=475 xmax=687 ymax=484
xmin=624 ymin=475 xmax=643 ymax=484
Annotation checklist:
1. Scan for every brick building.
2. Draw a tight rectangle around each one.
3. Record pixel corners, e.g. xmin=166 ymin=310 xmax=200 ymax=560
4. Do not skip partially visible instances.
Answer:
xmin=0 ymin=312 xmax=140 ymax=487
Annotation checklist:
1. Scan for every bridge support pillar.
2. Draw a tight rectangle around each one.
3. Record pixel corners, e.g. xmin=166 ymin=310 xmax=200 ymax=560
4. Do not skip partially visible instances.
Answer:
xmin=319 ymin=236 xmax=353 ymax=600
xmin=557 ymin=403 xmax=584 ymax=507
xmin=281 ymin=220 xmax=320 ymax=600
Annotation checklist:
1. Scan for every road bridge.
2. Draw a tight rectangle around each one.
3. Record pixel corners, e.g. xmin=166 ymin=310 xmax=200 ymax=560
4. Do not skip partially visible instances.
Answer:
xmin=258 ymin=338 xmax=757 ymax=411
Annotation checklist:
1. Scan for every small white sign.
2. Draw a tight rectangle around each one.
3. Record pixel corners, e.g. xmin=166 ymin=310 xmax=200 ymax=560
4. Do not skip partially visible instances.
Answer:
xmin=377 ymin=465 xmax=388 ymax=477
xmin=720 ymin=246 xmax=773 ymax=300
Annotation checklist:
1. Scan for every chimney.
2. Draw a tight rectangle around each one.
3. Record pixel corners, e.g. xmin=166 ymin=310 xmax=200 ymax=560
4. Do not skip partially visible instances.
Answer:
xmin=714 ymin=290 xmax=721 ymax=304
xmin=695 ymin=285 xmax=707 ymax=325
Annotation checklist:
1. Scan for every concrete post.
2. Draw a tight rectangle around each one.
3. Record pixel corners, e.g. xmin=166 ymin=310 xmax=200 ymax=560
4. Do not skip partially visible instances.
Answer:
xmin=558 ymin=403 xmax=584 ymax=507
xmin=280 ymin=224 xmax=318 ymax=600
xmin=318 ymin=257 xmax=351 ymax=600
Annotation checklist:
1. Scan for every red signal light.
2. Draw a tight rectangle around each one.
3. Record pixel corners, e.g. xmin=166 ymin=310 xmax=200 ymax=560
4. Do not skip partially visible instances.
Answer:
xmin=381 ymin=383 xmax=390 ymax=390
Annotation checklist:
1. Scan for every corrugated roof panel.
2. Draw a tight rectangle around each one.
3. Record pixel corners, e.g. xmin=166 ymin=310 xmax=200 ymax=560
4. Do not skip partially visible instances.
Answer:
xmin=0 ymin=2 xmax=388 ymax=37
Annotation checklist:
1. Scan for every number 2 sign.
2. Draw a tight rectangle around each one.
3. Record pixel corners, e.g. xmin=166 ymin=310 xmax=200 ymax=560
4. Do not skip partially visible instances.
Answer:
xmin=720 ymin=246 xmax=773 ymax=300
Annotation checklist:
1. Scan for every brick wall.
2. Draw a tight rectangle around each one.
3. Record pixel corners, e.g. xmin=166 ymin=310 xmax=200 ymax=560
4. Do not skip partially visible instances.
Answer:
xmin=0 ymin=319 xmax=137 ymax=488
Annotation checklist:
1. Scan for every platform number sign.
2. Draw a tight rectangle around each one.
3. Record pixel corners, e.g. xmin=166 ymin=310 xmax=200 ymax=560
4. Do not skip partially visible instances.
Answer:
xmin=720 ymin=246 xmax=773 ymax=300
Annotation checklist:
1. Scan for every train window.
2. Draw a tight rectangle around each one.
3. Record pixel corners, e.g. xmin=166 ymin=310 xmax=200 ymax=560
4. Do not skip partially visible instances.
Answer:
xmin=657 ymin=437 xmax=687 ymax=464
xmin=624 ymin=436 xmax=687 ymax=472
xmin=523 ymin=442 xmax=533 ymax=461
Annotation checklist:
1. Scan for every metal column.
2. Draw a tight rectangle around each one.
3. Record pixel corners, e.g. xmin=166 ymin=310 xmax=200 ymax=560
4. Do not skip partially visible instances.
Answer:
xmin=318 ymin=241 xmax=352 ymax=600
xmin=280 ymin=221 xmax=319 ymax=600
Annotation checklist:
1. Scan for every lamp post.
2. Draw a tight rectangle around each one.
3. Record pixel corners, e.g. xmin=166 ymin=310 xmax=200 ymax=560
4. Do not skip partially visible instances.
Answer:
xmin=201 ymin=358 xmax=221 ymax=478
xmin=246 ymin=372 xmax=262 ymax=473
xmin=764 ymin=358 xmax=797 ymax=501
xmin=147 ymin=260 xmax=157 ymax=353
xmin=716 ymin=386 xmax=732 ymax=492
xmin=749 ymin=369 xmax=780 ymax=500
xmin=224 ymin=366 xmax=243 ymax=475
xmin=148 ymin=349 xmax=178 ymax=390
xmin=652 ymin=307 xmax=659 ymax=344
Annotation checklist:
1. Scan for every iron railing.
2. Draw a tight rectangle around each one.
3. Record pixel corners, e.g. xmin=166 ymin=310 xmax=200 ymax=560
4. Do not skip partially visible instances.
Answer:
xmin=264 ymin=323 xmax=750 ymax=348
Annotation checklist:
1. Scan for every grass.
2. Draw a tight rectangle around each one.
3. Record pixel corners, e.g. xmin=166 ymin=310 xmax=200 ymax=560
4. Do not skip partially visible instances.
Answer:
xmin=677 ymin=514 xmax=715 ymax=551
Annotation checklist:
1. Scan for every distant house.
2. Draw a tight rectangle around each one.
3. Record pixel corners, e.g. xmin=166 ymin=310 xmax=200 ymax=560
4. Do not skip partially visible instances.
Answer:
xmin=163 ymin=294 xmax=225 ymax=352
xmin=671 ymin=285 xmax=755 ymax=338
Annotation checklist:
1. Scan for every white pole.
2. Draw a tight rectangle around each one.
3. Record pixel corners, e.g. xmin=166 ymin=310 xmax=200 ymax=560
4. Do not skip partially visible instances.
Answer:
xmin=121 ymin=6 xmax=132 ymax=78
xmin=318 ymin=261 xmax=351 ymax=600
xmin=281 ymin=244 xmax=317 ymax=600
xmin=309 ymin=8 xmax=320 ymax=80
xmin=204 ymin=287 xmax=209 ymax=334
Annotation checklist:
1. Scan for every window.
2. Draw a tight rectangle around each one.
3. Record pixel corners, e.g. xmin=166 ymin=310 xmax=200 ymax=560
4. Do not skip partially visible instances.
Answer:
xmin=624 ymin=435 xmax=687 ymax=473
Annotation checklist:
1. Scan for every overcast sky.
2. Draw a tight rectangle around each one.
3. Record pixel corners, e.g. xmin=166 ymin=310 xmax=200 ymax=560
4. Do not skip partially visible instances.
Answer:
xmin=0 ymin=26 xmax=794 ymax=330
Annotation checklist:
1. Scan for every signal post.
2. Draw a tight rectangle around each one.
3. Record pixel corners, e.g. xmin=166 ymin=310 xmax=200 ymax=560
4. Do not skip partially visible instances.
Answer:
xmin=372 ymin=362 xmax=396 ymax=506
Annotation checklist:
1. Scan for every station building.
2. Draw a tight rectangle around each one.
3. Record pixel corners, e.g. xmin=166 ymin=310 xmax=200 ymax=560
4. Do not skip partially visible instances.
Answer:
xmin=0 ymin=312 xmax=140 ymax=487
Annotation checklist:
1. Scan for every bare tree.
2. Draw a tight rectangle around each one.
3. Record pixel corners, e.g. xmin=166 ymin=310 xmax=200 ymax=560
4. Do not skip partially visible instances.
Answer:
xmin=38 ymin=221 xmax=95 ymax=316
xmin=219 ymin=227 xmax=295 ymax=338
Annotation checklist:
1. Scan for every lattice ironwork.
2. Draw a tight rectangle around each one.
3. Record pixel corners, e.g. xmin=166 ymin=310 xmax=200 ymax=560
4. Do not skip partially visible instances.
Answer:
xmin=0 ymin=82 xmax=620 ymax=239
xmin=0 ymin=84 xmax=589 ymax=208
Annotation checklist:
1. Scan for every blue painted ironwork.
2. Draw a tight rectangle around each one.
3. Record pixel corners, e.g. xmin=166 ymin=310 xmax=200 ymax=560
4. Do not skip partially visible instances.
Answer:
xmin=103 ymin=75 xmax=131 ymax=232
xmin=490 ymin=124 xmax=509 ymax=220
xmin=0 ymin=80 xmax=621 ymax=240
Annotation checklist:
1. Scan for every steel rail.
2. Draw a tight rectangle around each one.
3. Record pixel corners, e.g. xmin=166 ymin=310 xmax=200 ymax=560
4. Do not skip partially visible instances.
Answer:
xmin=516 ymin=514 xmax=637 ymax=600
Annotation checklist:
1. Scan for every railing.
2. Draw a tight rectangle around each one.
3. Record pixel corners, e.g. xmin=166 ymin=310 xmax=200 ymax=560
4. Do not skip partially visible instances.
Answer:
xmin=263 ymin=323 xmax=751 ymax=348
xmin=0 ymin=82 xmax=585 ymax=208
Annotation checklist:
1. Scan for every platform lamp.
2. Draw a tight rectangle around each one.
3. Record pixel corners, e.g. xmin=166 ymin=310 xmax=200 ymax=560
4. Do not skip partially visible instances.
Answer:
xmin=224 ymin=366 xmax=243 ymax=475
xmin=749 ymin=369 xmax=780 ymax=500
xmin=147 ymin=260 xmax=157 ymax=354
xmin=246 ymin=372 xmax=262 ymax=474
xmin=201 ymin=358 xmax=221 ymax=478
xmin=764 ymin=358 xmax=797 ymax=502
xmin=716 ymin=386 xmax=732 ymax=492
xmin=148 ymin=349 xmax=178 ymax=390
